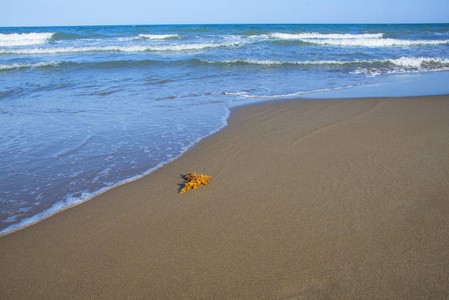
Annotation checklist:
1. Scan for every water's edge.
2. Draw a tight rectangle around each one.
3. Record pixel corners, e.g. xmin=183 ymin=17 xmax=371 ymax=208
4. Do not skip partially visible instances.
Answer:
xmin=0 ymin=108 xmax=231 ymax=237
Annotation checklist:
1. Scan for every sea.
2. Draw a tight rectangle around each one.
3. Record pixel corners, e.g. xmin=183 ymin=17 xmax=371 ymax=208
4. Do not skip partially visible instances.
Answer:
xmin=1 ymin=23 xmax=449 ymax=235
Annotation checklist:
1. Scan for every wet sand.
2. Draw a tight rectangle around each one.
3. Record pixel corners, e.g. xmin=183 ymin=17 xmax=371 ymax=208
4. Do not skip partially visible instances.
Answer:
xmin=1 ymin=95 xmax=449 ymax=299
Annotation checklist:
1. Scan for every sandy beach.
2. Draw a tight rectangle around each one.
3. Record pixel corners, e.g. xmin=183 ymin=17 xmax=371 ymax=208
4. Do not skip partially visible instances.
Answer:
xmin=1 ymin=95 xmax=449 ymax=299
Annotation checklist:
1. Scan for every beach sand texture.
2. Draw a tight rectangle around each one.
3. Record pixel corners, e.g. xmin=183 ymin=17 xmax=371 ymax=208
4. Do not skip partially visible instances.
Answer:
xmin=1 ymin=95 xmax=449 ymax=299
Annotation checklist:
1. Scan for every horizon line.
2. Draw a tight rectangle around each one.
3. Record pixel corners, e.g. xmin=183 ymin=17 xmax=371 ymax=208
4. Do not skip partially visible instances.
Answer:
xmin=1 ymin=21 xmax=449 ymax=28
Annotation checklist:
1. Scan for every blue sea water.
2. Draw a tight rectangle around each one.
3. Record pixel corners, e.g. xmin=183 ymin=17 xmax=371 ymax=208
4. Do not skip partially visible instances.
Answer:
xmin=1 ymin=24 xmax=449 ymax=235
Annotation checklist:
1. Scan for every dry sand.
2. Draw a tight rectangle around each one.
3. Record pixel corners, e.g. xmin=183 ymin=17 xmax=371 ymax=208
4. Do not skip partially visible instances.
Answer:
xmin=1 ymin=95 xmax=449 ymax=299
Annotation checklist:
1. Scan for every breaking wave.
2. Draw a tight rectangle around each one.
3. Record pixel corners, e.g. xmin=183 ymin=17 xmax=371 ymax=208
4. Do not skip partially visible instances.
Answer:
xmin=2 ymin=57 xmax=447 ymax=73
xmin=355 ymin=57 xmax=449 ymax=75
xmin=0 ymin=61 xmax=62 ymax=71
xmin=0 ymin=32 xmax=55 ymax=47
xmin=202 ymin=57 xmax=449 ymax=70
xmin=136 ymin=34 xmax=179 ymax=40
xmin=302 ymin=38 xmax=449 ymax=47
xmin=269 ymin=32 xmax=383 ymax=39
xmin=120 ymin=34 xmax=180 ymax=41
xmin=388 ymin=57 xmax=449 ymax=68
xmin=0 ymin=41 xmax=245 ymax=55
xmin=262 ymin=32 xmax=449 ymax=47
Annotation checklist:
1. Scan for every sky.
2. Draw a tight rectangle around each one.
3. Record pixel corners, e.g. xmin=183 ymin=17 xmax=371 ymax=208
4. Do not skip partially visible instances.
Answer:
xmin=0 ymin=0 xmax=448 ymax=27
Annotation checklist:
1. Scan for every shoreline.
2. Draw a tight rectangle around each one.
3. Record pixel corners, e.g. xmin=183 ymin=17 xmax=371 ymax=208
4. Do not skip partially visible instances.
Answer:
xmin=2 ymin=95 xmax=449 ymax=298
xmin=0 ymin=108 xmax=230 ymax=238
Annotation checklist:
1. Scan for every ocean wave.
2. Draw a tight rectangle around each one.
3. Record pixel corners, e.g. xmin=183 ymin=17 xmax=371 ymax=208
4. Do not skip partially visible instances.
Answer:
xmin=3 ymin=57 xmax=446 ymax=73
xmin=202 ymin=57 xmax=449 ymax=72
xmin=269 ymin=32 xmax=383 ymax=39
xmin=0 ymin=41 xmax=244 ymax=55
xmin=0 ymin=60 xmax=164 ymax=72
xmin=51 ymin=33 xmax=80 ymax=40
xmin=0 ymin=46 xmax=147 ymax=55
xmin=0 ymin=61 xmax=61 ymax=71
xmin=149 ymin=41 xmax=245 ymax=51
xmin=0 ymin=32 xmax=55 ymax=47
xmin=119 ymin=34 xmax=180 ymax=41
xmin=201 ymin=33 xmax=449 ymax=48
xmin=202 ymin=58 xmax=352 ymax=66
xmin=302 ymin=38 xmax=449 ymax=47
xmin=355 ymin=57 xmax=449 ymax=75
xmin=136 ymin=34 xmax=179 ymax=40
xmin=388 ymin=57 xmax=449 ymax=68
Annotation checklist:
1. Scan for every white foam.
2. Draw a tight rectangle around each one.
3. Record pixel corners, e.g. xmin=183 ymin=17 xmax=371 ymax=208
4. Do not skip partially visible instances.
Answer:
xmin=270 ymin=32 xmax=383 ymax=40
xmin=120 ymin=34 xmax=180 ymax=41
xmin=206 ymin=58 xmax=351 ymax=66
xmin=0 ymin=61 xmax=61 ymax=71
xmin=354 ymin=57 xmax=449 ymax=75
xmin=0 ymin=46 xmax=149 ymax=55
xmin=244 ymin=86 xmax=352 ymax=99
xmin=205 ymin=57 xmax=449 ymax=69
xmin=265 ymin=31 xmax=449 ymax=47
xmin=0 ymin=42 xmax=244 ymax=55
xmin=223 ymin=91 xmax=249 ymax=96
xmin=389 ymin=57 xmax=449 ymax=68
xmin=303 ymin=38 xmax=449 ymax=47
xmin=267 ymin=32 xmax=449 ymax=47
xmin=137 ymin=34 xmax=179 ymax=40
xmin=0 ymin=32 xmax=54 ymax=47
xmin=0 ymin=192 xmax=94 ymax=237
xmin=211 ymin=58 xmax=285 ymax=65
xmin=148 ymin=41 xmax=244 ymax=51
